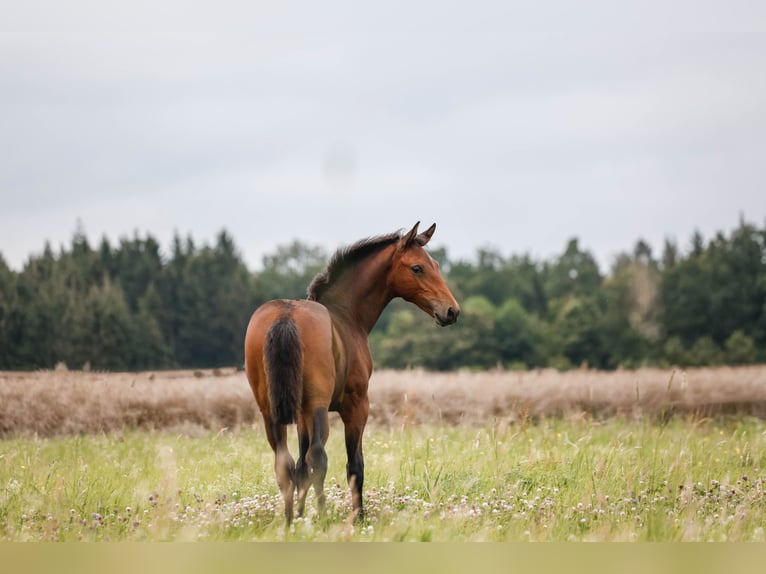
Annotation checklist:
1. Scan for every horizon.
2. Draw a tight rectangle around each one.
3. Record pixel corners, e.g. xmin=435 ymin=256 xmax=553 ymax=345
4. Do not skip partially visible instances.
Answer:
xmin=2 ymin=212 xmax=761 ymax=275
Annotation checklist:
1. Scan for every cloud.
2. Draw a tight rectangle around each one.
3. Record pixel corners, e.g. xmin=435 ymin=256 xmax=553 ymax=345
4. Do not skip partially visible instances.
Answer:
xmin=1 ymin=1 xmax=765 ymax=271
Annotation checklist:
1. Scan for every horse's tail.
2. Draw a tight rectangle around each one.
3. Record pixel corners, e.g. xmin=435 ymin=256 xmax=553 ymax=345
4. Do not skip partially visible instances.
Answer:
xmin=263 ymin=315 xmax=303 ymax=425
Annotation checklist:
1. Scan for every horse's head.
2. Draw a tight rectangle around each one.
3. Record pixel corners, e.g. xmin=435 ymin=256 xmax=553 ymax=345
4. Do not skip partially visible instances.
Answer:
xmin=389 ymin=222 xmax=460 ymax=326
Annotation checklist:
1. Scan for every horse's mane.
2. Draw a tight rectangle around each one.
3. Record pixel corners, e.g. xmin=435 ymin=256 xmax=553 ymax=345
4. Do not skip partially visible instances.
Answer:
xmin=307 ymin=231 xmax=402 ymax=302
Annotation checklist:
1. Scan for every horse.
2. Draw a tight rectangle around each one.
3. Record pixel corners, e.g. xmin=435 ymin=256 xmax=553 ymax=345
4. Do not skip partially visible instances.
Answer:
xmin=244 ymin=222 xmax=460 ymax=524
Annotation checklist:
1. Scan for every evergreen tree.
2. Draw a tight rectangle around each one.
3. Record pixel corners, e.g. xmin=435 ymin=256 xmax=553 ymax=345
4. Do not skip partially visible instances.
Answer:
xmin=79 ymin=277 xmax=135 ymax=370
xmin=110 ymin=233 xmax=164 ymax=311
xmin=14 ymin=247 xmax=69 ymax=368
xmin=659 ymin=250 xmax=710 ymax=346
xmin=164 ymin=230 xmax=255 ymax=367
xmin=0 ymin=254 xmax=19 ymax=368
xmin=132 ymin=284 xmax=175 ymax=369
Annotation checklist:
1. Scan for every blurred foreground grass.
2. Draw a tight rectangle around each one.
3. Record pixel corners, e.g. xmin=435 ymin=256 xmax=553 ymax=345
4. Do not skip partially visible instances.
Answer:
xmin=2 ymin=416 xmax=765 ymax=541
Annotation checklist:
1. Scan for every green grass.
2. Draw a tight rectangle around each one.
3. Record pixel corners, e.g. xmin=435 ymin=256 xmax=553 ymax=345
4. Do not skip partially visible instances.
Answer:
xmin=2 ymin=417 xmax=765 ymax=541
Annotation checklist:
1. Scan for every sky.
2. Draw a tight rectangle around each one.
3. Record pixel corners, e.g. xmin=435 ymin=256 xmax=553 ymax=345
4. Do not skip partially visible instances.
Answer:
xmin=1 ymin=1 xmax=765 ymax=272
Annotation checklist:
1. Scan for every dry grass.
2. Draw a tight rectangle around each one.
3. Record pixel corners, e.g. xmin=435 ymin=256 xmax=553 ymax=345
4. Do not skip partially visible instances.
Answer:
xmin=370 ymin=366 xmax=766 ymax=425
xmin=0 ymin=368 xmax=255 ymax=437
xmin=2 ymin=365 xmax=766 ymax=437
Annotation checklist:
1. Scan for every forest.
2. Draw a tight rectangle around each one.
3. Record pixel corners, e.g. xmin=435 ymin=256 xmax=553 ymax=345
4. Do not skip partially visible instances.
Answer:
xmin=1 ymin=218 xmax=765 ymax=372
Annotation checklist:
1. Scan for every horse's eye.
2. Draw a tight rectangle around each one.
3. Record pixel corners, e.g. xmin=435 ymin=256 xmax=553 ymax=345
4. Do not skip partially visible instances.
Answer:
xmin=411 ymin=265 xmax=424 ymax=274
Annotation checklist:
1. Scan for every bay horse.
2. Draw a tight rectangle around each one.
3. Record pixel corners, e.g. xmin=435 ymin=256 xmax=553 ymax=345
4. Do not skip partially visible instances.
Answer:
xmin=244 ymin=222 xmax=459 ymax=524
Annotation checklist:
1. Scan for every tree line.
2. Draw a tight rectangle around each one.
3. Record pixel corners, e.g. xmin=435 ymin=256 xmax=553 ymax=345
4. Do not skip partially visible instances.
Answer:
xmin=1 ymin=218 xmax=765 ymax=371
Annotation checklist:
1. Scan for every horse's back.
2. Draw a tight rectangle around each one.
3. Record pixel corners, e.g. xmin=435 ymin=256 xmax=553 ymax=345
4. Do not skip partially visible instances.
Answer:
xmin=244 ymin=299 xmax=337 ymax=414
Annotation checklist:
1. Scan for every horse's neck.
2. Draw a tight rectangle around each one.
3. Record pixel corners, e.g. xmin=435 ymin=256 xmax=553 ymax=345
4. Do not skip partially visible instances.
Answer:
xmin=320 ymin=251 xmax=393 ymax=334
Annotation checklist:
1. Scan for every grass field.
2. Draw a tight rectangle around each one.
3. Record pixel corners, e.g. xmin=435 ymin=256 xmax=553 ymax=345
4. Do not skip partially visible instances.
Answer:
xmin=2 ymin=418 xmax=765 ymax=541
xmin=2 ymin=367 xmax=766 ymax=541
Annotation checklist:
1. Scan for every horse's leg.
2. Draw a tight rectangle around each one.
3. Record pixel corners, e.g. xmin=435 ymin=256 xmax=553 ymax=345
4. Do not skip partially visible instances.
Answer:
xmin=341 ymin=396 xmax=369 ymax=523
xmin=295 ymin=415 xmax=311 ymax=517
xmin=263 ymin=415 xmax=296 ymax=525
xmin=304 ymin=407 xmax=330 ymax=516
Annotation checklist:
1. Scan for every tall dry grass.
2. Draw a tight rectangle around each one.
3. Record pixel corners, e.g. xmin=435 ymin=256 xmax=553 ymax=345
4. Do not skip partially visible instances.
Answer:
xmin=369 ymin=366 xmax=766 ymax=425
xmin=0 ymin=368 xmax=255 ymax=437
xmin=2 ymin=365 xmax=766 ymax=436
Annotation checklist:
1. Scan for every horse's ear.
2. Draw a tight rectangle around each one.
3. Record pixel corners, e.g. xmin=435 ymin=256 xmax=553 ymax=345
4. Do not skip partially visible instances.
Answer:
xmin=399 ymin=221 xmax=420 ymax=250
xmin=417 ymin=223 xmax=436 ymax=246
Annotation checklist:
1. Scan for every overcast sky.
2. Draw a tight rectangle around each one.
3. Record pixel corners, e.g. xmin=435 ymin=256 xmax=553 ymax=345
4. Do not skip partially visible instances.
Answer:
xmin=2 ymin=1 xmax=765 ymax=272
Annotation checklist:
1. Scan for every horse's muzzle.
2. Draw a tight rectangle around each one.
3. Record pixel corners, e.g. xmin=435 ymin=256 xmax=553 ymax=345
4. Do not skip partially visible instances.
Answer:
xmin=435 ymin=305 xmax=460 ymax=326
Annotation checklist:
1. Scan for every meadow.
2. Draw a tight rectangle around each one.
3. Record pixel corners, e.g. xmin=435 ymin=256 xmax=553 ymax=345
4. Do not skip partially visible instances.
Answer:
xmin=2 ymin=367 xmax=766 ymax=541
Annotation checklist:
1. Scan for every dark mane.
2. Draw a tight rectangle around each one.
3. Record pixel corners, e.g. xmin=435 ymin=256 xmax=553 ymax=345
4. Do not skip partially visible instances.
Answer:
xmin=307 ymin=231 xmax=402 ymax=302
